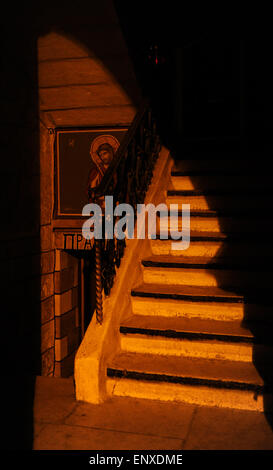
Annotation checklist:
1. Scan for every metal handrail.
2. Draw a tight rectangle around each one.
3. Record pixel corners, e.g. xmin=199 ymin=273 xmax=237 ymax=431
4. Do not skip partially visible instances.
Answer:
xmin=89 ymin=100 xmax=161 ymax=323
xmin=88 ymin=99 xmax=149 ymax=201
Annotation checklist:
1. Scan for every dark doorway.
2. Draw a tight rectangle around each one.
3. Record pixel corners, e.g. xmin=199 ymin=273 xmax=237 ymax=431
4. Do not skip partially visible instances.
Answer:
xmin=71 ymin=249 xmax=96 ymax=336
xmin=82 ymin=251 xmax=96 ymax=333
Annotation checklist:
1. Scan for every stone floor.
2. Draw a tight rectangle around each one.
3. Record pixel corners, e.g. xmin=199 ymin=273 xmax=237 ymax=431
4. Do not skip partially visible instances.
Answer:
xmin=31 ymin=376 xmax=273 ymax=451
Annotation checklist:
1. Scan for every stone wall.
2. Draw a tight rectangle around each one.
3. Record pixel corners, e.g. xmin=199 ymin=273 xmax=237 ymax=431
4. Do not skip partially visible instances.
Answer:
xmin=1 ymin=1 xmax=141 ymax=379
xmin=37 ymin=1 xmax=142 ymax=376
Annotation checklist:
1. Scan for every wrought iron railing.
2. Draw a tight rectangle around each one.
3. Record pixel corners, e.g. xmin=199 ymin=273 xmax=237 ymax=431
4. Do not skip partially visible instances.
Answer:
xmin=88 ymin=100 xmax=161 ymax=324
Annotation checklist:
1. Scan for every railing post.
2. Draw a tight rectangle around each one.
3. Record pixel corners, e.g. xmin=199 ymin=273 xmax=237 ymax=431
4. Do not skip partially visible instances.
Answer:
xmin=95 ymin=239 xmax=103 ymax=324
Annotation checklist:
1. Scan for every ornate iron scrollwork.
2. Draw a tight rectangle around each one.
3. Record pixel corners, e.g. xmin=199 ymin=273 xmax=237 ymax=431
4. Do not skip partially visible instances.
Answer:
xmin=90 ymin=101 xmax=161 ymax=323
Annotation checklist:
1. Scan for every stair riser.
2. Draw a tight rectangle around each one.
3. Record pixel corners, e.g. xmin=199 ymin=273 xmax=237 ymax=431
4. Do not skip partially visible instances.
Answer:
xmin=166 ymin=195 xmax=273 ymax=211
xmin=150 ymin=240 xmax=273 ymax=258
xmin=171 ymin=175 xmax=270 ymax=191
xmin=131 ymin=297 xmax=273 ymax=324
xmin=157 ymin=216 xmax=267 ymax=233
xmin=107 ymin=377 xmax=268 ymax=412
xmin=142 ymin=267 xmax=272 ymax=288
xmin=131 ymin=297 xmax=245 ymax=321
xmin=120 ymin=334 xmax=254 ymax=362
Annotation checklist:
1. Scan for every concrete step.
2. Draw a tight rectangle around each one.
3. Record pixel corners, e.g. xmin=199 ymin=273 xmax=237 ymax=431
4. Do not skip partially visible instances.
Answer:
xmin=131 ymin=284 xmax=273 ymax=324
xmin=157 ymin=210 xmax=273 ymax=234
xmin=170 ymin=173 xmax=273 ymax=191
xmin=172 ymin=159 xmax=270 ymax=173
xmin=165 ymin=189 xmax=273 ymax=211
xmin=150 ymin=231 xmax=273 ymax=258
xmin=141 ymin=256 xmax=273 ymax=289
xmin=121 ymin=315 xmax=269 ymax=343
xmin=119 ymin=315 xmax=273 ymax=363
xmin=107 ymin=352 xmax=273 ymax=411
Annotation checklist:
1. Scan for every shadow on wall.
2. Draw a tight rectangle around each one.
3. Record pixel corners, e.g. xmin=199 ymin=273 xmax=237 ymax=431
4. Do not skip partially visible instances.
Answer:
xmin=37 ymin=1 xmax=143 ymax=113
xmin=0 ymin=1 xmax=142 ymax=450
xmin=169 ymin=38 xmax=273 ymax=431
xmin=210 ymin=162 xmax=273 ymax=430
xmin=170 ymin=156 xmax=273 ymax=430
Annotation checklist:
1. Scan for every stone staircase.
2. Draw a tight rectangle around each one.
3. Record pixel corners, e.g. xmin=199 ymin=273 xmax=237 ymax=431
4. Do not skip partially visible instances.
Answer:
xmin=106 ymin=159 xmax=273 ymax=411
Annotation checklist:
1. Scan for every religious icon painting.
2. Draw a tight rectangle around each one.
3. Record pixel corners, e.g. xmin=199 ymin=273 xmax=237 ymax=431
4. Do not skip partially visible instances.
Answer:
xmin=54 ymin=127 xmax=127 ymax=217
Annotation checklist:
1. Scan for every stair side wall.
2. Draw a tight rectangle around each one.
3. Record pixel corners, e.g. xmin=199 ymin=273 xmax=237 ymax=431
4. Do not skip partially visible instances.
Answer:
xmin=74 ymin=146 xmax=172 ymax=403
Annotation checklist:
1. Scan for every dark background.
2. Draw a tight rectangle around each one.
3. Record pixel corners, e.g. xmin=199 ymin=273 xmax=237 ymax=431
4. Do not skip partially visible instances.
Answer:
xmin=114 ymin=2 xmax=273 ymax=160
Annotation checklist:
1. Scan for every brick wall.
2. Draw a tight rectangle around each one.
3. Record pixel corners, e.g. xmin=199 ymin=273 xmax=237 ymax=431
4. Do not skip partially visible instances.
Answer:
xmin=54 ymin=250 xmax=81 ymax=377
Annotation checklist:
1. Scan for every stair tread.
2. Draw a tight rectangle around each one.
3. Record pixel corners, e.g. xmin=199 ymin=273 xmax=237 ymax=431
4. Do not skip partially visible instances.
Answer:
xmin=171 ymin=170 xmax=273 ymax=177
xmin=167 ymin=189 xmax=273 ymax=196
xmin=120 ymin=315 xmax=257 ymax=341
xmin=154 ymin=231 xmax=273 ymax=242
xmin=132 ymin=283 xmax=245 ymax=301
xmin=158 ymin=208 xmax=273 ymax=218
xmin=107 ymin=352 xmax=269 ymax=388
xmin=142 ymin=255 xmax=272 ymax=270
xmin=155 ymin=231 xmax=242 ymax=241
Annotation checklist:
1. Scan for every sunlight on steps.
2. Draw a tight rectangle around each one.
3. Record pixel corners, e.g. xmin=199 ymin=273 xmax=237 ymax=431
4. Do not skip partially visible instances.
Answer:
xmin=106 ymin=158 xmax=273 ymax=412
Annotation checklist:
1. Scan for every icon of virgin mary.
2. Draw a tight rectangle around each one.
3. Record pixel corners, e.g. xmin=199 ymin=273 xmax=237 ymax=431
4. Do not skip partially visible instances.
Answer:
xmin=87 ymin=134 xmax=120 ymax=199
